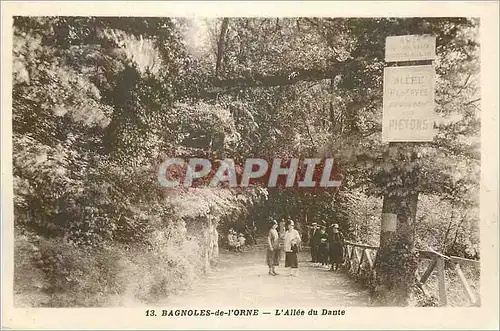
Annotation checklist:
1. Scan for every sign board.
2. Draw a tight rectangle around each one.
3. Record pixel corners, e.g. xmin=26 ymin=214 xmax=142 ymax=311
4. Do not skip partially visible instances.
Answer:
xmin=381 ymin=213 xmax=397 ymax=232
xmin=385 ymin=35 xmax=436 ymax=62
xmin=382 ymin=65 xmax=436 ymax=142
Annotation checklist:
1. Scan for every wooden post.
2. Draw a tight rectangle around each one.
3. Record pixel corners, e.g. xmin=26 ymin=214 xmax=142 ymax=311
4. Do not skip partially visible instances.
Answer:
xmin=365 ymin=249 xmax=374 ymax=269
xmin=437 ymin=256 xmax=447 ymax=306
xmin=343 ymin=244 xmax=350 ymax=270
xmin=346 ymin=245 xmax=353 ymax=272
xmin=420 ymin=258 xmax=437 ymax=285
xmin=357 ymin=248 xmax=366 ymax=274
xmin=454 ymin=263 xmax=477 ymax=305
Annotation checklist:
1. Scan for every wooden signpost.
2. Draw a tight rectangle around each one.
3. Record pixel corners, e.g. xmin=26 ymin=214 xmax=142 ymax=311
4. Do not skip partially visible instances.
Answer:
xmin=383 ymin=35 xmax=437 ymax=142
xmin=380 ymin=34 xmax=441 ymax=305
xmin=382 ymin=65 xmax=436 ymax=142
xmin=385 ymin=35 xmax=436 ymax=63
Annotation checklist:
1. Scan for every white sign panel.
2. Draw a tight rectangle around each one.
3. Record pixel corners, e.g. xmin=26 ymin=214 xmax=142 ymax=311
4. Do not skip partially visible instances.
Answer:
xmin=382 ymin=65 xmax=436 ymax=142
xmin=385 ymin=35 xmax=436 ymax=62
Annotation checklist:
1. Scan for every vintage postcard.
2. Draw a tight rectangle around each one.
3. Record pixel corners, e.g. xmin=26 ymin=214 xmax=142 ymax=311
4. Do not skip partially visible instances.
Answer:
xmin=1 ymin=1 xmax=499 ymax=330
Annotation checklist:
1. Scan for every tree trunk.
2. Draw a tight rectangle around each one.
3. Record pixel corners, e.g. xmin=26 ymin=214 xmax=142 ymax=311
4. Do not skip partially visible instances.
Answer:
xmin=371 ymin=146 xmax=420 ymax=306
xmin=215 ymin=18 xmax=230 ymax=79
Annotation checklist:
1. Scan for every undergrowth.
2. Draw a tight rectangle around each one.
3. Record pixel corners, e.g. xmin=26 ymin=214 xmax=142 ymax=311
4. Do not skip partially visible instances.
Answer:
xmin=14 ymin=225 xmax=204 ymax=307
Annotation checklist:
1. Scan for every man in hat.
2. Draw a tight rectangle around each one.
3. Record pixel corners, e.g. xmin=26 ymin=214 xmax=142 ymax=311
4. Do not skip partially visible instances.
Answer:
xmin=309 ymin=222 xmax=320 ymax=262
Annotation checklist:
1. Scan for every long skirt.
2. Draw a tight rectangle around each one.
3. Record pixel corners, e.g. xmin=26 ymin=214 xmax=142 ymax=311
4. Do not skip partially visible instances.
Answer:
xmin=285 ymin=252 xmax=298 ymax=268
xmin=329 ymin=242 xmax=344 ymax=264
xmin=310 ymin=244 xmax=318 ymax=262
xmin=266 ymin=248 xmax=280 ymax=267
xmin=318 ymin=243 xmax=329 ymax=264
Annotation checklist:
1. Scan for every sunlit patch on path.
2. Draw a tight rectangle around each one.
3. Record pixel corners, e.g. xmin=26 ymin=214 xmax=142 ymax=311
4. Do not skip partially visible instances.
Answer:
xmin=161 ymin=246 xmax=370 ymax=308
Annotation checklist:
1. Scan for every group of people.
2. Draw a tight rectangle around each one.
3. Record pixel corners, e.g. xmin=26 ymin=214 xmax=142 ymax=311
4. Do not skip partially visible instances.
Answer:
xmin=265 ymin=218 xmax=344 ymax=276
xmin=266 ymin=218 xmax=302 ymax=276
xmin=309 ymin=222 xmax=345 ymax=271
xmin=227 ymin=228 xmax=246 ymax=252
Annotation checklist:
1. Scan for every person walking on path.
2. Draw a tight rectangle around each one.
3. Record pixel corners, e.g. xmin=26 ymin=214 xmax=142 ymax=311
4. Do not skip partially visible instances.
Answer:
xmin=266 ymin=220 xmax=280 ymax=276
xmin=317 ymin=225 xmax=329 ymax=267
xmin=309 ymin=222 xmax=320 ymax=263
xmin=279 ymin=219 xmax=286 ymax=240
xmin=284 ymin=219 xmax=302 ymax=276
xmin=329 ymin=223 xmax=344 ymax=271
xmin=210 ymin=226 xmax=219 ymax=263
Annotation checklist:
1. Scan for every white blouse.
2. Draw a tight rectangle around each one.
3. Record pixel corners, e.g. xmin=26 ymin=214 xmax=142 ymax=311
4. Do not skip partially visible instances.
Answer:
xmin=283 ymin=229 xmax=301 ymax=252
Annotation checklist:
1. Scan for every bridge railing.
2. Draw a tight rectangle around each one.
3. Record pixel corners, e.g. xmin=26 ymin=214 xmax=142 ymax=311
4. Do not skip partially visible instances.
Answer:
xmin=342 ymin=241 xmax=480 ymax=307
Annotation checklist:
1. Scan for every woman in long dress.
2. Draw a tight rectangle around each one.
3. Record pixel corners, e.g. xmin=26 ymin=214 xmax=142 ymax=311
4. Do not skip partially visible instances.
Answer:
xmin=317 ymin=226 xmax=329 ymax=267
xmin=266 ymin=220 xmax=280 ymax=275
xmin=329 ymin=223 xmax=344 ymax=271
xmin=284 ymin=220 xmax=302 ymax=276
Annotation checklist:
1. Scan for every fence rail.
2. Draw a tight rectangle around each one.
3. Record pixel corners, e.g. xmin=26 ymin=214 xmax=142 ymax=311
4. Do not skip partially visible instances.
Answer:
xmin=342 ymin=241 xmax=480 ymax=307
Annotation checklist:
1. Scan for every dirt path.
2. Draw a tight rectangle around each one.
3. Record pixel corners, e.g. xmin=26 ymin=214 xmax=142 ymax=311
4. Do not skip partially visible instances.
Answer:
xmin=162 ymin=245 xmax=371 ymax=308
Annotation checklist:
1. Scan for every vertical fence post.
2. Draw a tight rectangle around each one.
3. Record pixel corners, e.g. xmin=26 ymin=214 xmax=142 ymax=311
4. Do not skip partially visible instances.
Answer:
xmin=436 ymin=256 xmax=447 ymax=306
xmin=454 ymin=263 xmax=477 ymax=305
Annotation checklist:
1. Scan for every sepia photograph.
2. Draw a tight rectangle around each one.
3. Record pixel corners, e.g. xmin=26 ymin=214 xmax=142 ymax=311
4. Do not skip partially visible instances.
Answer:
xmin=1 ymin=1 xmax=499 ymax=330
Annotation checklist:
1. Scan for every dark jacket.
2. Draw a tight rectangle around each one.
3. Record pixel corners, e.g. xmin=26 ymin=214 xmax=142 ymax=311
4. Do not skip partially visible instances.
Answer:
xmin=318 ymin=232 xmax=328 ymax=247
xmin=310 ymin=228 xmax=322 ymax=245
xmin=328 ymin=228 xmax=344 ymax=244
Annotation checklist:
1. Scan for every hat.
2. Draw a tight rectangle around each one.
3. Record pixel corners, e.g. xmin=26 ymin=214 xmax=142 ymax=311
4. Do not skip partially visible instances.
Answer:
xmin=311 ymin=222 xmax=318 ymax=226
xmin=333 ymin=224 xmax=339 ymax=228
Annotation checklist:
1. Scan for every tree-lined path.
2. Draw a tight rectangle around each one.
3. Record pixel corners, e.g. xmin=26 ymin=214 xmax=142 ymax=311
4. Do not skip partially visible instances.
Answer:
xmin=163 ymin=243 xmax=370 ymax=308
xmin=12 ymin=16 xmax=481 ymax=311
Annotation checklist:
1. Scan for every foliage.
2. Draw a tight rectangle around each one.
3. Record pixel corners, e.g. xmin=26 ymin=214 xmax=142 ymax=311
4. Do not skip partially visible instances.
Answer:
xmin=13 ymin=16 xmax=266 ymax=307
xmin=212 ymin=16 xmax=479 ymax=255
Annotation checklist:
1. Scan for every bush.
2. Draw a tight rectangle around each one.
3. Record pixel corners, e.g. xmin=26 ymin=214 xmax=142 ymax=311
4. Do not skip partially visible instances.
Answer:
xmin=15 ymin=221 xmax=204 ymax=307
xmin=14 ymin=230 xmax=49 ymax=307
xmin=33 ymin=237 xmax=125 ymax=307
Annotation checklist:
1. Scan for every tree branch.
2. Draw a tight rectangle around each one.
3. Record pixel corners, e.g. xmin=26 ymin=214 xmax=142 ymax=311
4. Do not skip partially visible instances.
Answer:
xmin=463 ymin=98 xmax=480 ymax=106
xmin=214 ymin=67 xmax=337 ymax=88
xmin=454 ymin=73 xmax=472 ymax=97
xmin=195 ymin=66 xmax=338 ymax=99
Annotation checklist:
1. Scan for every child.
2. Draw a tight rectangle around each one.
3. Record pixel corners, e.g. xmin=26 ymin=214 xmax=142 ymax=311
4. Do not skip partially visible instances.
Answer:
xmin=228 ymin=229 xmax=240 ymax=251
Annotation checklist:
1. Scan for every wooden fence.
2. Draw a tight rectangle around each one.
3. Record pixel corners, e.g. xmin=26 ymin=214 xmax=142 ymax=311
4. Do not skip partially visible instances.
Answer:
xmin=342 ymin=241 xmax=480 ymax=306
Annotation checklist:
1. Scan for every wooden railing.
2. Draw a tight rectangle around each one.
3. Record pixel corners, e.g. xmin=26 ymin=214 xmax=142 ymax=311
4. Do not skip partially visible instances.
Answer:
xmin=342 ymin=241 xmax=480 ymax=306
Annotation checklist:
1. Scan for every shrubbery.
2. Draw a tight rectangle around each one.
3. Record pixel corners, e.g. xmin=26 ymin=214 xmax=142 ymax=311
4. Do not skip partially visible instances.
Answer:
xmin=12 ymin=17 xmax=266 ymax=307
xmin=16 ymin=216 xmax=209 ymax=307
